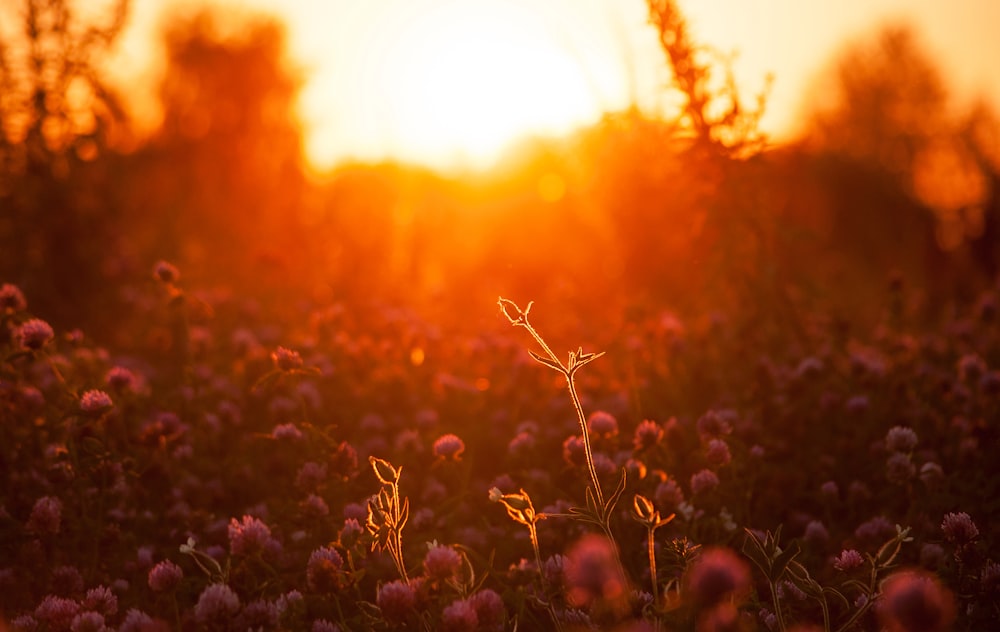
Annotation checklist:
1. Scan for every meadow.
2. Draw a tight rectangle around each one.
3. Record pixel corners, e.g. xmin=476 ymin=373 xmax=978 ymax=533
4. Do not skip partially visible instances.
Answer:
xmin=2 ymin=0 xmax=999 ymax=630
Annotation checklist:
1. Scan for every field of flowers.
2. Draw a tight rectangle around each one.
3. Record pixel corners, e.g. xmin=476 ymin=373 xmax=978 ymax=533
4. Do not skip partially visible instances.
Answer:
xmin=1 ymin=259 xmax=997 ymax=632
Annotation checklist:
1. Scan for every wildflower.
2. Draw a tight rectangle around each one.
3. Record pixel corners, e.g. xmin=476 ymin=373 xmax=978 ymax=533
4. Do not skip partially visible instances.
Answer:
xmin=683 ymin=547 xmax=751 ymax=609
xmin=833 ymin=549 xmax=864 ymax=571
xmin=17 ymin=318 xmax=54 ymax=351
xmin=152 ymin=260 xmax=179 ymax=284
xmin=271 ymin=346 xmax=303 ymax=371
xmin=0 ymin=283 xmax=27 ymax=312
xmin=633 ymin=419 xmax=663 ymax=450
xmin=981 ymin=560 xmax=1000 ymax=593
xmin=69 ymin=611 xmax=106 ymax=632
xmin=312 ymin=620 xmax=341 ymax=632
xmin=295 ymin=462 xmax=327 ymax=492
xmin=50 ymin=565 xmax=84 ymax=596
xmin=654 ymin=479 xmax=685 ymax=510
xmin=10 ymin=614 xmax=39 ymax=631
xmin=237 ymin=599 xmax=279 ymax=630
xmin=300 ymin=494 xmax=329 ymax=519
xmin=690 ymin=469 xmax=720 ymax=496
xmin=803 ymin=520 xmax=829 ymax=546
xmin=83 ymin=586 xmax=117 ymax=617
xmin=885 ymin=452 xmax=916 ymax=485
xmin=330 ymin=441 xmax=358 ymax=477
xmin=468 ymin=589 xmax=505 ymax=630
xmin=339 ymin=518 xmax=363 ymax=548
xmin=819 ymin=481 xmax=839 ymax=501
xmin=307 ymin=546 xmax=344 ymax=592
xmin=564 ymin=534 xmax=627 ymax=609
xmin=26 ymin=496 xmax=62 ymax=535
xmin=696 ymin=410 xmax=732 ymax=440
xmin=34 ymin=595 xmax=80 ymax=629
xmin=272 ymin=423 xmax=303 ymax=440
xmin=424 ymin=544 xmax=462 ymax=580
xmin=940 ymin=512 xmax=979 ymax=546
xmin=119 ymin=609 xmax=168 ymax=632
xmin=562 ymin=435 xmax=587 ymax=467
xmin=105 ymin=367 xmax=140 ymax=394
xmin=193 ymin=583 xmax=240 ymax=626
xmin=376 ymin=580 xmax=416 ymax=623
xmin=878 ymin=569 xmax=954 ymax=632
xmin=228 ymin=515 xmax=278 ymax=557
xmin=79 ymin=390 xmax=113 ymax=415
xmin=587 ymin=411 xmax=619 ymax=439
xmin=507 ymin=431 xmax=535 ymax=459
xmin=705 ymin=439 xmax=732 ymax=466
xmin=147 ymin=560 xmax=183 ymax=592
xmin=433 ymin=433 xmax=465 ymax=460
xmin=441 ymin=599 xmax=478 ymax=632
xmin=885 ymin=426 xmax=918 ymax=453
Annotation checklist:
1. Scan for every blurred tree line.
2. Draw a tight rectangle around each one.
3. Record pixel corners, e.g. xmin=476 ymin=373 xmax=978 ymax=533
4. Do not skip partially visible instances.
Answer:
xmin=1 ymin=0 xmax=998 ymax=346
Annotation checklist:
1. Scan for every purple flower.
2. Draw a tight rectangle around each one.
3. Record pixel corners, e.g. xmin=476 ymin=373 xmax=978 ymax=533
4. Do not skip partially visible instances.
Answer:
xmin=312 ymin=620 xmax=340 ymax=632
xmin=878 ymin=569 xmax=954 ymax=632
xmin=83 ymin=586 xmax=117 ymax=617
xmin=683 ymin=547 xmax=751 ymax=608
xmin=307 ymin=546 xmax=344 ymax=592
xmin=803 ymin=520 xmax=829 ymax=546
xmin=833 ymin=549 xmax=864 ymax=571
xmin=424 ymin=544 xmax=462 ymax=580
xmin=885 ymin=452 xmax=916 ymax=486
xmin=148 ymin=560 xmax=183 ymax=592
xmin=820 ymin=481 xmax=839 ymax=501
xmin=339 ymin=518 xmax=363 ymax=548
xmin=633 ymin=419 xmax=664 ymax=450
xmin=562 ymin=435 xmax=587 ymax=467
xmin=272 ymin=423 xmax=304 ymax=440
xmin=300 ymin=494 xmax=329 ymax=519
xmin=27 ymin=496 xmax=62 ymax=535
xmin=855 ymin=515 xmax=895 ymax=546
xmin=271 ymin=346 xmax=303 ymax=371
xmin=18 ymin=318 xmax=54 ymax=351
xmin=705 ymin=439 xmax=732 ymax=466
xmin=34 ymin=595 xmax=80 ymax=629
xmin=441 ymin=598 xmax=478 ymax=632
xmin=433 ymin=433 xmax=465 ymax=460
xmin=0 ymin=283 xmax=27 ymax=312
xmin=564 ymin=534 xmax=627 ymax=609
xmin=941 ymin=512 xmax=979 ymax=546
xmin=696 ymin=410 xmax=732 ymax=440
xmin=194 ymin=583 xmax=240 ymax=625
xmin=376 ymin=580 xmax=416 ymax=623
xmin=69 ymin=611 xmax=106 ymax=632
xmin=119 ymin=609 xmax=168 ymax=632
xmin=587 ymin=411 xmax=619 ymax=439
xmin=654 ymin=478 xmax=685 ymax=510
xmin=105 ymin=367 xmax=140 ymax=394
xmin=885 ymin=426 xmax=918 ymax=453
xmin=237 ymin=599 xmax=279 ymax=630
xmin=228 ymin=515 xmax=279 ymax=557
xmin=468 ymin=589 xmax=505 ymax=630
xmin=690 ymin=469 xmax=720 ymax=495
xmin=152 ymin=260 xmax=179 ymax=284
xmin=80 ymin=390 xmax=113 ymax=415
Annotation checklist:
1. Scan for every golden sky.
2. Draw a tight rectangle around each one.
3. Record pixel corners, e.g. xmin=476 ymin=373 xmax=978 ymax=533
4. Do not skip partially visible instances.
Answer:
xmin=102 ymin=0 xmax=1000 ymax=170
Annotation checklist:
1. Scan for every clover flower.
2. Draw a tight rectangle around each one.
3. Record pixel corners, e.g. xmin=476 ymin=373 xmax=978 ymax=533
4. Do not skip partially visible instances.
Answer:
xmin=633 ymin=419 xmax=663 ymax=450
xmin=690 ymin=469 xmax=720 ymax=495
xmin=941 ymin=512 xmax=979 ymax=546
xmin=119 ymin=609 xmax=167 ymax=632
xmin=587 ymin=411 xmax=619 ymax=439
xmin=27 ymin=496 xmax=62 ymax=535
xmin=705 ymin=438 xmax=732 ymax=466
xmin=83 ymin=586 xmax=117 ymax=617
xmin=696 ymin=410 xmax=732 ymax=439
xmin=18 ymin=318 xmax=54 ymax=350
xmin=562 ymin=435 xmax=587 ymax=467
xmin=885 ymin=426 xmax=918 ymax=453
xmin=307 ymin=546 xmax=344 ymax=592
xmin=228 ymin=515 xmax=279 ymax=557
xmin=683 ymin=547 xmax=751 ymax=609
xmin=424 ymin=544 xmax=462 ymax=580
xmin=69 ymin=611 xmax=106 ymax=632
xmin=0 ymin=283 xmax=27 ymax=312
xmin=105 ymin=366 xmax=140 ymax=394
xmin=376 ymin=580 xmax=416 ymax=623
xmin=147 ymin=561 xmax=183 ymax=592
xmin=80 ymin=390 xmax=113 ymax=415
xmin=433 ymin=433 xmax=465 ymax=460
xmin=878 ymin=569 xmax=954 ymax=632
xmin=564 ymin=534 xmax=626 ymax=609
xmin=34 ymin=595 xmax=80 ymax=629
xmin=885 ymin=452 xmax=916 ymax=485
xmin=833 ymin=549 xmax=864 ymax=571
xmin=194 ymin=583 xmax=240 ymax=626
xmin=271 ymin=346 xmax=303 ymax=371
xmin=442 ymin=598 xmax=478 ymax=632
xmin=152 ymin=260 xmax=179 ymax=284
xmin=468 ymin=589 xmax=505 ymax=630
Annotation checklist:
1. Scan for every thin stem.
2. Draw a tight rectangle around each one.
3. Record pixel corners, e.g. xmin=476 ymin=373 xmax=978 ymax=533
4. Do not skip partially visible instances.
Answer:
xmin=567 ymin=372 xmax=605 ymax=508
xmin=770 ymin=580 xmax=787 ymax=632
xmin=647 ymin=526 xmax=659 ymax=605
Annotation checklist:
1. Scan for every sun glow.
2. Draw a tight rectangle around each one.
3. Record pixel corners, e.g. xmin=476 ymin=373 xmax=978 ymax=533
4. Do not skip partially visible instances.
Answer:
xmin=299 ymin=0 xmax=609 ymax=170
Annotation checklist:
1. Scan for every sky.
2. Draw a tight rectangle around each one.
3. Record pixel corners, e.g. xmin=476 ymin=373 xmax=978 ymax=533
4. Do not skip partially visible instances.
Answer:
xmin=81 ymin=0 xmax=1000 ymax=170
